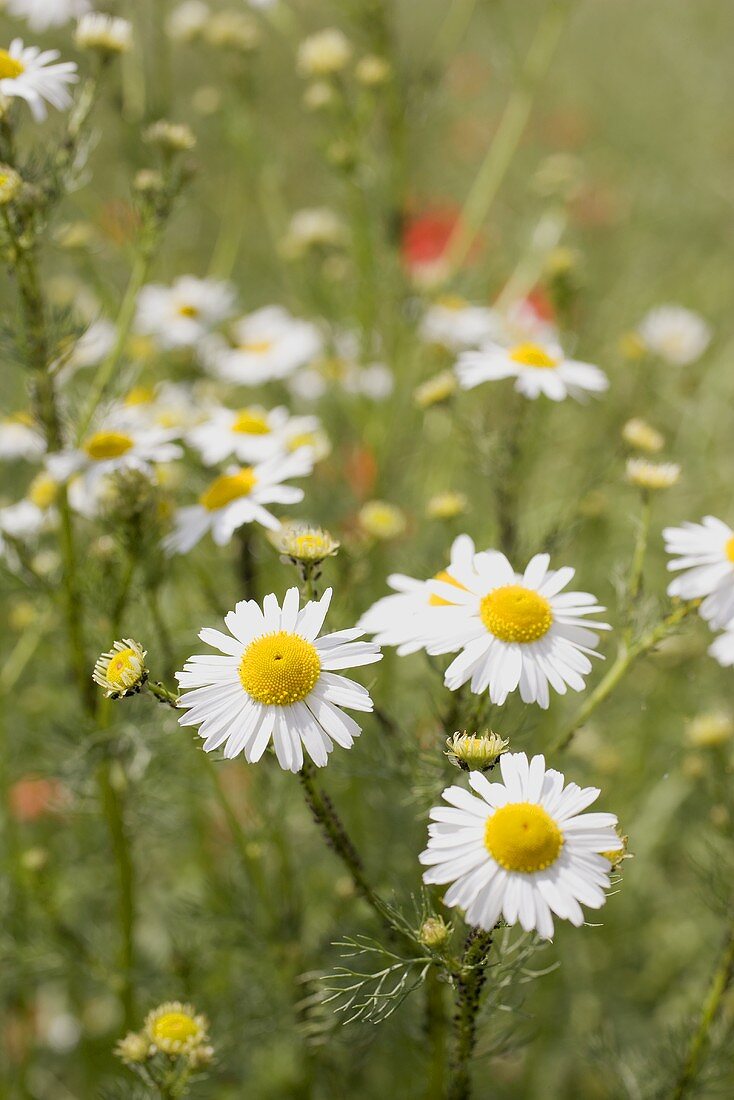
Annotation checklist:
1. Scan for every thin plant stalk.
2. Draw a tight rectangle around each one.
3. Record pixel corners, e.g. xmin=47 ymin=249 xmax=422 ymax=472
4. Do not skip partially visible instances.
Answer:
xmin=447 ymin=928 xmax=495 ymax=1100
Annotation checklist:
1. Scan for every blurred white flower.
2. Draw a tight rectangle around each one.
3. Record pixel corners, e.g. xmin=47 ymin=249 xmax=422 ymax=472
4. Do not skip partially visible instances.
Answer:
xmin=205 ymin=306 xmax=322 ymax=384
xmin=135 ymin=276 xmax=236 ymax=350
xmin=664 ymin=516 xmax=734 ymax=629
xmin=457 ymin=340 xmax=608 ymax=402
xmin=297 ymin=28 xmax=352 ymax=77
xmin=625 ymin=458 xmax=680 ymax=492
xmin=187 ymin=405 xmax=319 ymax=466
xmin=710 ymin=626 xmax=734 ymax=669
xmin=638 ymin=305 xmax=711 ymax=366
xmin=4 ymin=0 xmax=90 ymax=31
xmin=0 ymin=39 xmax=78 ymax=121
xmin=166 ymin=0 xmax=209 ymax=42
xmin=0 ymin=499 xmax=46 ymax=541
xmin=48 ymin=424 xmax=182 ymax=498
xmin=0 ymin=415 xmax=45 ymax=461
xmin=281 ymin=207 xmax=347 ymax=258
xmin=75 ymin=13 xmax=132 ymax=54
xmin=420 ymin=296 xmax=502 ymax=351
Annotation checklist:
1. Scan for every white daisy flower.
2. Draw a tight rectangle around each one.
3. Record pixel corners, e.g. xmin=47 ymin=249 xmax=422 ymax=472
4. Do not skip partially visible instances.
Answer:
xmin=420 ymin=296 xmax=502 ymax=352
xmin=426 ymin=551 xmax=610 ymax=708
xmin=165 ymin=449 xmax=313 ymax=555
xmin=135 ymin=276 xmax=237 ymax=350
xmin=115 ymin=382 xmax=206 ymax=434
xmin=0 ymin=40 xmax=78 ymax=122
xmin=457 ymin=340 xmax=608 ymax=402
xmin=205 ymin=306 xmax=322 ymax=385
xmin=0 ymin=414 xmax=44 ymax=460
xmin=420 ymin=752 xmax=620 ymax=938
xmin=709 ymin=627 xmax=734 ymax=669
xmin=3 ymin=0 xmax=90 ymax=32
xmin=47 ymin=423 xmax=182 ymax=493
xmin=638 ymin=305 xmax=711 ymax=366
xmin=358 ymin=535 xmax=477 ymax=656
xmin=664 ymin=516 xmax=734 ymax=629
xmin=0 ymin=498 xmax=46 ymax=542
xmin=176 ymin=587 xmax=381 ymax=772
xmin=187 ymin=405 xmax=319 ymax=466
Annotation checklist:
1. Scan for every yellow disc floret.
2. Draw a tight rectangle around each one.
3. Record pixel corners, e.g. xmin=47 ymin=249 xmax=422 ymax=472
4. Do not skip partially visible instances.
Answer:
xmin=239 ymin=631 xmax=321 ymax=705
xmin=0 ymin=50 xmax=24 ymax=79
xmin=429 ymin=570 xmax=467 ymax=607
xmin=509 ymin=343 xmax=558 ymax=369
xmin=726 ymin=536 xmax=734 ymax=564
xmin=83 ymin=431 xmax=135 ymax=460
xmin=199 ymin=468 xmax=257 ymax=511
xmin=178 ymin=303 xmax=199 ymax=318
xmin=93 ymin=638 xmax=147 ymax=698
xmin=480 ymin=585 xmax=553 ymax=643
xmin=232 ymin=409 xmax=271 ymax=435
xmin=240 ymin=340 xmax=273 ymax=355
xmin=484 ymin=802 xmax=564 ymax=873
xmin=144 ymin=1001 xmax=208 ymax=1056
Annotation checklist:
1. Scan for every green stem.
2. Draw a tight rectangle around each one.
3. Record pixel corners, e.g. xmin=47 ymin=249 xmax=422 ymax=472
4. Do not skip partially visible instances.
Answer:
xmin=551 ymin=600 xmax=700 ymax=753
xmin=97 ymin=761 xmax=135 ymax=1028
xmin=627 ymin=492 xmax=651 ymax=611
xmin=425 ymin=967 xmax=448 ymax=1100
xmin=442 ymin=0 xmax=571 ymax=278
xmin=448 ymin=928 xmax=494 ymax=1100
xmin=670 ymin=921 xmax=734 ymax=1100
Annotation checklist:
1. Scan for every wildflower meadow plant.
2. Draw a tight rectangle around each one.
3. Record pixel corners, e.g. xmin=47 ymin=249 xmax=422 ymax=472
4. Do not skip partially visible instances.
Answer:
xmin=1 ymin=4 xmax=732 ymax=1100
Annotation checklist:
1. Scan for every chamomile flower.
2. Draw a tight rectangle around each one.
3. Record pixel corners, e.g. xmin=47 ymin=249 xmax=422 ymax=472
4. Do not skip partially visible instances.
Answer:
xmin=664 ymin=517 xmax=734 ymax=629
xmin=420 ymin=297 xmax=501 ymax=352
xmin=4 ymin=0 xmax=90 ymax=32
xmin=116 ymin=382 xmax=207 ymax=434
xmin=0 ymin=499 xmax=47 ymax=542
xmin=205 ymin=306 xmax=322 ymax=384
xmin=426 ymin=551 xmax=610 ymax=708
xmin=420 ymin=752 xmax=620 ymax=938
xmin=93 ymin=639 xmax=148 ymax=698
xmin=48 ymin=424 xmax=182 ymax=494
xmin=177 ymin=587 xmax=381 ymax=771
xmin=0 ymin=414 xmax=44 ymax=461
xmin=0 ymin=40 xmax=78 ymax=122
xmin=358 ymin=535 xmax=477 ymax=655
xmin=637 ymin=305 xmax=711 ymax=366
xmin=165 ymin=449 xmax=313 ymax=555
xmin=457 ymin=340 xmax=608 ymax=402
xmin=187 ymin=405 xmax=319 ymax=466
xmin=144 ymin=1003 xmax=208 ymax=1056
xmin=135 ymin=276 xmax=236 ymax=350
xmin=625 ymin=458 xmax=680 ymax=492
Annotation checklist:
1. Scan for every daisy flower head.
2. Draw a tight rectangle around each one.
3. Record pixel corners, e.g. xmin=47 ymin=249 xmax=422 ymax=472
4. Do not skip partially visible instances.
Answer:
xmin=134 ymin=276 xmax=236 ymax=350
xmin=420 ymin=752 xmax=620 ymax=938
xmin=0 ymin=413 xmax=44 ymax=460
xmin=144 ymin=1002 xmax=208 ymax=1057
xmin=93 ymin=639 xmax=148 ymax=699
xmin=48 ymin=423 xmax=182 ymax=494
xmin=165 ymin=449 xmax=314 ymax=555
xmin=625 ymin=458 xmax=680 ymax=492
xmin=664 ymin=517 xmax=734 ymax=629
xmin=177 ymin=587 xmax=381 ymax=771
xmin=4 ymin=0 xmax=90 ymax=32
xmin=419 ymin=296 xmax=502 ymax=352
xmin=426 ymin=551 xmax=610 ymax=708
xmin=358 ymin=534 xmax=477 ymax=656
xmin=0 ymin=40 xmax=78 ymax=121
xmin=637 ymin=305 xmax=711 ymax=366
xmin=457 ymin=339 xmax=608 ymax=402
xmin=205 ymin=306 xmax=322 ymax=385
xmin=75 ymin=13 xmax=133 ymax=56
xmin=187 ymin=405 xmax=317 ymax=467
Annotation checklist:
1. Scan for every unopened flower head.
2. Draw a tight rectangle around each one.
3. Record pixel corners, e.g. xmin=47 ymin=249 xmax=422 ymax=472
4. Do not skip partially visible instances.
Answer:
xmin=418 ymin=915 xmax=451 ymax=950
xmin=600 ymin=831 xmax=629 ymax=870
xmin=271 ymin=521 xmax=340 ymax=565
xmin=115 ymin=1031 xmax=151 ymax=1065
xmin=145 ymin=1002 xmax=209 ymax=1056
xmin=626 ymin=458 xmax=680 ymax=492
xmin=93 ymin=639 xmax=147 ymax=698
xmin=0 ymin=163 xmax=22 ymax=204
xmin=204 ymin=12 xmax=260 ymax=51
xmin=355 ymin=54 xmax=390 ymax=86
xmin=414 ymin=370 xmax=458 ymax=409
xmin=426 ymin=491 xmax=467 ymax=521
xmin=445 ymin=730 xmax=509 ymax=772
xmin=281 ymin=207 xmax=346 ymax=259
xmin=166 ymin=0 xmax=208 ymax=42
xmin=622 ymin=418 xmax=665 ymax=454
xmin=297 ymin=28 xmax=352 ymax=77
xmin=303 ymin=80 xmax=335 ymax=111
xmin=144 ymin=119 xmax=196 ymax=153
xmin=75 ymin=13 xmax=133 ymax=55
xmin=359 ymin=500 xmax=406 ymax=541
xmin=686 ymin=710 xmax=734 ymax=749
xmin=187 ymin=1043 xmax=215 ymax=1069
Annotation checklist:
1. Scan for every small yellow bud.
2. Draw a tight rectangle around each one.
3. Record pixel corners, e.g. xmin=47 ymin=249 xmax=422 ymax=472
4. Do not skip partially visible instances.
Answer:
xmin=445 ymin=731 xmax=508 ymax=772
xmin=419 ymin=916 xmax=452 ymax=950
xmin=414 ymin=370 xmax=457 ymax=409
xmin=358 ymin=501 xmax=406 ymax=541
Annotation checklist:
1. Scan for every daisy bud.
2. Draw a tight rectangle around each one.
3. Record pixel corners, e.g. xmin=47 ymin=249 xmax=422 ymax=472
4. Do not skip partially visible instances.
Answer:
xmin=414 ymin=370 xmax=457 ymax=409
xmin=686 ymin=711 xmax=734 ymax=749
xmin=600 ymin=831 xmax=630 ymax=871
xmin=75 ymin=14 xmax=133 ymax=56
xmin=187 ymin=1043 xmax=215 ymax=1069
xmin=93 ymin=639 xmax=148 ymax=699
xmin=144 ymin=1002 xmax=209 ymax=1056
xmin=115 ymin=1030 xmax=151 ymax=1064
xmin=358 ymin=500 xmax=406 ymax=541
xmin=297 ymin=29 xmax=352 ymax=78
xmin=0 ymin=163 xmax=22 ymax=205
xmin=355 ymin=54 xmax=391 ymax=87
xmin=418 ymin=915 xmax=452 ymax=951
xmin=625 ymin=458 xmax=680 ymax=492
xmin=144 ymin=120 xmax=197 ymax=154
xmin=426 ymin=491 xmax=467 ymax=521
xmin=133 ymin=168 xmax=166 ymax=195
xmin=445 ymin=730 xmax=508 ymax=772
xmin=621 ymin=417 xmax=665 ymax=454
xmin=303 ymin=81 xmax=336 ymax=111
xmin=269 ymin=522 xmax=340 ymax=566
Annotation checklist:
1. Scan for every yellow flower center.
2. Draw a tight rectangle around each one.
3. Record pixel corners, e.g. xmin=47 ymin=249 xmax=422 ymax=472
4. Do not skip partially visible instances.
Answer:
xmin=437 ymin=294 xmax=468 ymax=311
xmin=199 ymin=469 xmax=257 ymax=511
xmin=287 ymin=432 xmax=315 ymax=452
xmin=28 ymin=476 xmax=58 ymax=510
xmin=509 ymin=343 xmax=558 ymax=369
xmin=429 ymin=570 xmax=467 ymax=608
xmin=725 ymin=536 xmax=734 ymax=564
xmin=484 ymin=802 xmax=564 ymax=873
xmin=239 ymin=631 xmax=321 ymax=705
xmin=178 ymin=304 xmax=199 ymax=318
xmin=232 ymin=409 xmax=271 ymax=435
xmin=240 ymin=340 xmax=273 ymax=355
xmin=106 ymin=648 xmax=143 ymax=689
xmin=83 ymin=431 xmax=135 ymax=460
xmin=480 ymin=585 xmax=553 ymax=644
xmin=151 ymin=1011 xmax=199 ymax=1044
xmin=124 ymin=385 xmax=156 ymax=406
xmin=0 ymin=49 xmax=24 ymax=80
